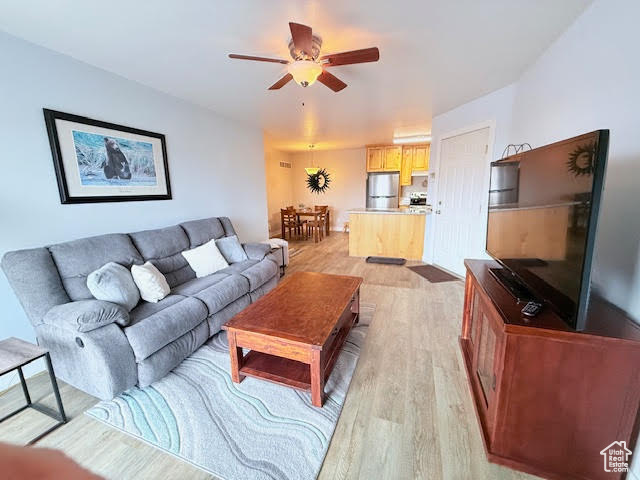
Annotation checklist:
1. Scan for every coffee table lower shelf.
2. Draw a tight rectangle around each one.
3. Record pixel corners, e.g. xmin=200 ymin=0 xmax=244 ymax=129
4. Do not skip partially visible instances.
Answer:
xmin=240 ymin=351 xmax=311 ymax=391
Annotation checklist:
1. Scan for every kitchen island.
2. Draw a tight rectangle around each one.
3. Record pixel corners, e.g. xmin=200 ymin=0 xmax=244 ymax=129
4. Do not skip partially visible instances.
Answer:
xmin=348 ymin=208 xmax=428 ymax=260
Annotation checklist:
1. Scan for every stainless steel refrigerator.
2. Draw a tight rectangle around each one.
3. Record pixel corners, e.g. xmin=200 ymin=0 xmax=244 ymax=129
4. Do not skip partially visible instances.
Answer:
xmin=488 ymin=161 xmax=519 ymax=207
xmin=366 ymin=172 xmax=400 ymax=208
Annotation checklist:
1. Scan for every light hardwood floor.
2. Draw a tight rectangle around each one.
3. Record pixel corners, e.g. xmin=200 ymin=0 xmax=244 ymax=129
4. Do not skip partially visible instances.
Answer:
xmin=0 ymin=233 xmax=538 ymax=479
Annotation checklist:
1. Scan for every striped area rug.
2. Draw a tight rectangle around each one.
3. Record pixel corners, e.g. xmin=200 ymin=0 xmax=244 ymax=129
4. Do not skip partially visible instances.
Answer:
xmin=86 ymin=304 xmax=374 ymax=480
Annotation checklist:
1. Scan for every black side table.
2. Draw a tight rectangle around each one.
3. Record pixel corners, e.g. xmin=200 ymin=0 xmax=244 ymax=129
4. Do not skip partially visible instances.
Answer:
xmin=0 ymin=337 xmax=67 ymax=444
xmin=269 ymin=245 xmax=287 ymax=277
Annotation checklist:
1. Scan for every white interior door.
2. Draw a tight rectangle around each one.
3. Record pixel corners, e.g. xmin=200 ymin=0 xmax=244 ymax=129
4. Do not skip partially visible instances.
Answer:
xmin=433 ymin=127 xmax=490 ymax=276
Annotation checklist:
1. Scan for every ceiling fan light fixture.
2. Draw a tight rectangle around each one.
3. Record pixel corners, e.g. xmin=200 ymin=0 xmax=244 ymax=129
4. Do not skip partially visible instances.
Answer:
xmin=287 ymin=60 xmax=323 ymax=87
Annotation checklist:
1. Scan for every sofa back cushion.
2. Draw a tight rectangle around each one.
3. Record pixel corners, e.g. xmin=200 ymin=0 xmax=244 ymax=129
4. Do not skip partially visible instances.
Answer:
xmin=220 ymin=217 xmax=237 ymax=238
xmin=180 ymin=217 xmax=226 ymax=248
xmin=49 ymin=234 xmax=143 ymax=301
xmin=129 ymin=225 xmax=195 ymax=288
xmin=1 ymin=247 xmax=71 ymax=325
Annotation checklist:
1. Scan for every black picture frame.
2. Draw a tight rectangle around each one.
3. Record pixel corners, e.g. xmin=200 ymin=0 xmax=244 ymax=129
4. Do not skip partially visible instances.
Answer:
xmin=43 ymin=109 xmax=172 ymax=204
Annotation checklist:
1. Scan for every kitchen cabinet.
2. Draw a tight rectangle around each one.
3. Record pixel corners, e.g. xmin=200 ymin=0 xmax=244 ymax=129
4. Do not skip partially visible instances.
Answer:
xmin=400 ymin=147 xmax=413 ymax=185
xmin=366 ymin=147 xmax=384 ymax=171
xmin=367 ymin=144 xmax=429 ymax=173
xmin=383 ymin=146 xmax=402 ymax=171
xmin=413 ymin=145 xmax=430 ymax=170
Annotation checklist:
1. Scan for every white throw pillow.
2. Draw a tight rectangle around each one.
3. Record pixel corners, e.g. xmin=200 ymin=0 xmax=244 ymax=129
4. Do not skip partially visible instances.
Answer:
xmin=87 ymin=262 xmax=140 ymax=311
xmin=181 ymin=239 xmax=229 ymax=278
xmin=131 ymin=262 xmax=170 ymax=303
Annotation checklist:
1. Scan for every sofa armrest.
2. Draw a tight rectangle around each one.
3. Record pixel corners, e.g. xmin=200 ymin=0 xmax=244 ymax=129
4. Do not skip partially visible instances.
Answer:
xmin=36 ymin=322 xmax=137 ymax=399
xmin=242 ymin=242 xmax=272 ymax=261
xmin=43 ymin=300 xmax=130 ymax=333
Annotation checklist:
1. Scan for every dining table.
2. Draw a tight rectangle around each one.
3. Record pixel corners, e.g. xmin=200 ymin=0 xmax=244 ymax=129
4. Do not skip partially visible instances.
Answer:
xmin=280 ymin=208 xmax=330 ymax=241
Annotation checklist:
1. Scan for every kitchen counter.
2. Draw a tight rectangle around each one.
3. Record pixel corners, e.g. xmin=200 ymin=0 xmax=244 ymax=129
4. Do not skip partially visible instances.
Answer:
xmin=349 ymin=209 xmax=426 ymax=260
xmin=348 ymin=207 xmax=430 ymax=215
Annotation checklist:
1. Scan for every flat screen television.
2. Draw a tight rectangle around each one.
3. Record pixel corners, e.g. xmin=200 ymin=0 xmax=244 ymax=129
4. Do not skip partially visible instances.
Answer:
xmin=485 ymin=130 xmax=609 ymax=330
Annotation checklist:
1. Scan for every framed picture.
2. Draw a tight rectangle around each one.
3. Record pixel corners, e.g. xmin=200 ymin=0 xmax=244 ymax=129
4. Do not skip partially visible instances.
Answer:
xmin=43 ymin=109 xmax=171 ymax=203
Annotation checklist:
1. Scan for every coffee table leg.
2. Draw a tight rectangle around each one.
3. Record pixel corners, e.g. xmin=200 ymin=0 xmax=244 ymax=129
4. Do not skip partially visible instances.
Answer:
xmin=228 ymin=332 xmax=245 ymax=383
xmin=310 ymin=350 xmax=325 ymax=407
xmin=352 ymin=288 xmax=360 ymax=324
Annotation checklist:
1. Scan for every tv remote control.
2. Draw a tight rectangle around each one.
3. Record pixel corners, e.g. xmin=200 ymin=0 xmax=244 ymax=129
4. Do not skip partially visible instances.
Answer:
xmin=521 ymin=301 xmax=543 ymax=317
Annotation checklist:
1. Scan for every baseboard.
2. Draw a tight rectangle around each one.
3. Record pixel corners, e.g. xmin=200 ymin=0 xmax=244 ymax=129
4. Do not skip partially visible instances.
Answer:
xmin=269 ymin=228 xmax=346 ymax=237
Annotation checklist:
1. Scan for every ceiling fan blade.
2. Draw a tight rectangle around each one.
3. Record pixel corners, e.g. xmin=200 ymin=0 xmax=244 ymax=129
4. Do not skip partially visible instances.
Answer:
xmin=317 ymin=70 xmax=347 ymax=92
xmin=289 ymin=22 xmax=313 ymax=56
xmin=320 ymin=47 xmax=380 ymax=66
xmin=268 ymin=73 xmax=294 ymax=90
xmin=229 ymin=54 xmax=289 ymax=65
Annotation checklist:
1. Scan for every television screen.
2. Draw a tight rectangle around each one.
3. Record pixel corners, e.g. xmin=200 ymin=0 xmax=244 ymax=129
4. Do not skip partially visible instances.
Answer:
xmin=486 ymin=130 xmax=608 ymax=330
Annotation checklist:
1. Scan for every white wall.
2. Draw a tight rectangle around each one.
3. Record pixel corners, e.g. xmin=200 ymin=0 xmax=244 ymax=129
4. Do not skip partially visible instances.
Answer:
xmin=290 ymin=148 xmax=367 ymax=231
xmin=0 ymin=32 xmax=268 ymax=386
xmin=263 ymin=139 xmax=294 ymax=236
xmin=425 ymin=84 xmax=516 ymax=263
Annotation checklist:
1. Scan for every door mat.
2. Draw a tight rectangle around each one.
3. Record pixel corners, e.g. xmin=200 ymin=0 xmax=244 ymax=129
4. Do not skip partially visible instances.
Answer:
xmin=366 ymin=256 xmax=406 ymax=265
xmin=407 ymin=264 xmax=461 ymax=283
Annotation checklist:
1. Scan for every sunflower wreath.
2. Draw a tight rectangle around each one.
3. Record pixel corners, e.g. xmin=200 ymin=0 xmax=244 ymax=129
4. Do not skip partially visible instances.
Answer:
xmin=306 ymin=168 xmax=331 ymax=194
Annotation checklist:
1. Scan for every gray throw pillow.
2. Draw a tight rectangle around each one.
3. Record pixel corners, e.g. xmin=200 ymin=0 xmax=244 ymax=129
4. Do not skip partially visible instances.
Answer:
xmin=87 ymin=262 xmax=140 ymax=311
xmin=216 ymin=235 xmax=248 ymax=264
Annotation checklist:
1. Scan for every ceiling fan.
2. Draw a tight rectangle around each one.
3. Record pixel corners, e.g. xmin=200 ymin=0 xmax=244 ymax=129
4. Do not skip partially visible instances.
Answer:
xmin=228 ymin=22 xmax=379 ymax=92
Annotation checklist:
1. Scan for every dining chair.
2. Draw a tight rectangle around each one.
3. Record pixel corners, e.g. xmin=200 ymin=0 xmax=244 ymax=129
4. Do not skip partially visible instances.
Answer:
xmin=281 ymin=208 xmax=306 ymax=240
xmin=307 ymin=206 xmax=327 ymax=243
xmin=315 ymin=206 xmax=329 ymax=236
xmin=315 ymin=205 xmax=330 ymax=238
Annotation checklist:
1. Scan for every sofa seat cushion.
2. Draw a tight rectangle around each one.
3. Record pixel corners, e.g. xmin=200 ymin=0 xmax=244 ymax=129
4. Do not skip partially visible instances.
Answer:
xmin=191 ymin=274 xmax=249 ymax=315
xmin=207 ymin=294 xmax=251 ymax=336
xmin=249 ymin=275 xmax=279 ymax=303
xmin=217 ymin=259 xmax=259 ymax=275
xmin=171 ymin=273 xmax=230 ymax=296
xmin=137 ymin=320 xmax=209 ymax=387
xmin=237 ymin=259 xmax=278 ymax=291
xmin=125 ymin=295 xmax=207 ymax=361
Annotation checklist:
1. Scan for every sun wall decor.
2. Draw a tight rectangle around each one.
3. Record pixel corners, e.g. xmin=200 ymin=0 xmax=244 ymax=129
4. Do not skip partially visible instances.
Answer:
xmin=306 ymin=168 xmax=331 ymax=194
xmin=567 ymin=142 xmax=596 ymax=177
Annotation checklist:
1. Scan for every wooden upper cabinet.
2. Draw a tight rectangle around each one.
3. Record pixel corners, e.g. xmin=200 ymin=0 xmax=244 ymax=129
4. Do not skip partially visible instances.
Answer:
xmin=366 ymin=147 xmax=384 ymax=171
xmin=367 ymin=144 xmax=429 ymax=173
xmin=400 ymin=147 xmax=413 ymax=185
xmin=413 ymin=145 xmax=430 ymax=170
xmin=383 ymin=146 xmax=402 ymax=171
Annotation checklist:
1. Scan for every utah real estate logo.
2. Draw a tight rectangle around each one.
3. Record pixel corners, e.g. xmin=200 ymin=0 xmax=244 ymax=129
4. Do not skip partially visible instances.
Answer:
xmin=600 ymin=441 xmax=632 ymax=473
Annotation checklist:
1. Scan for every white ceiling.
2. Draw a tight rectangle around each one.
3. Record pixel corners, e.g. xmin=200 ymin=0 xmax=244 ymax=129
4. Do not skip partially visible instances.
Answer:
xmin=0 ymin=0 xmax=591 ymax=151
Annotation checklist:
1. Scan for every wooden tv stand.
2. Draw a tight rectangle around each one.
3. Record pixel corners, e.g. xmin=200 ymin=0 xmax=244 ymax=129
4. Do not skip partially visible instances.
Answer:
xmin=461 ymin=259 xmax=640 ymax=480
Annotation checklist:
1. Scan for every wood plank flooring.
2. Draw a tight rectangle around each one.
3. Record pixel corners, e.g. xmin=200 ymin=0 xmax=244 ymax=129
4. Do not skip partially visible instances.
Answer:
xmin=0 ymin=233 xmax=538 ymax=479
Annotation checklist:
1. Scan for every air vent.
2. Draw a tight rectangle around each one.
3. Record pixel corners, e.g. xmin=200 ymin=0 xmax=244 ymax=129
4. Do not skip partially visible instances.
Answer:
xmin=279 ymin=161 xmax=292 ymax=169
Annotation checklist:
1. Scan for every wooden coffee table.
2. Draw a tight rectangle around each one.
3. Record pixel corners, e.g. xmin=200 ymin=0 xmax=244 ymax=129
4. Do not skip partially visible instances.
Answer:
xmin=222 ymin=271 xmax=363 ymax=407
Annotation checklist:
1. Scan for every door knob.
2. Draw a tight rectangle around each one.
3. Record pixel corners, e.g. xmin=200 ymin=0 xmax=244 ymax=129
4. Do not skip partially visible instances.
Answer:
xmin=436 ymin=210 xmax=441 ymax=214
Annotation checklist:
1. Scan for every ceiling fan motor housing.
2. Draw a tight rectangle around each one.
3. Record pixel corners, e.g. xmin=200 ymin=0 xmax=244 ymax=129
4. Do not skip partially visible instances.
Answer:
xmin=288 ymin=35 xmax=323 ymax=61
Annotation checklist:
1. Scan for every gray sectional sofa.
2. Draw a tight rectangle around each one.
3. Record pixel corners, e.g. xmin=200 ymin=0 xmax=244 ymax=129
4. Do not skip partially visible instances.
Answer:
xmin=1 ymin=217 xmax=279 ymax=400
